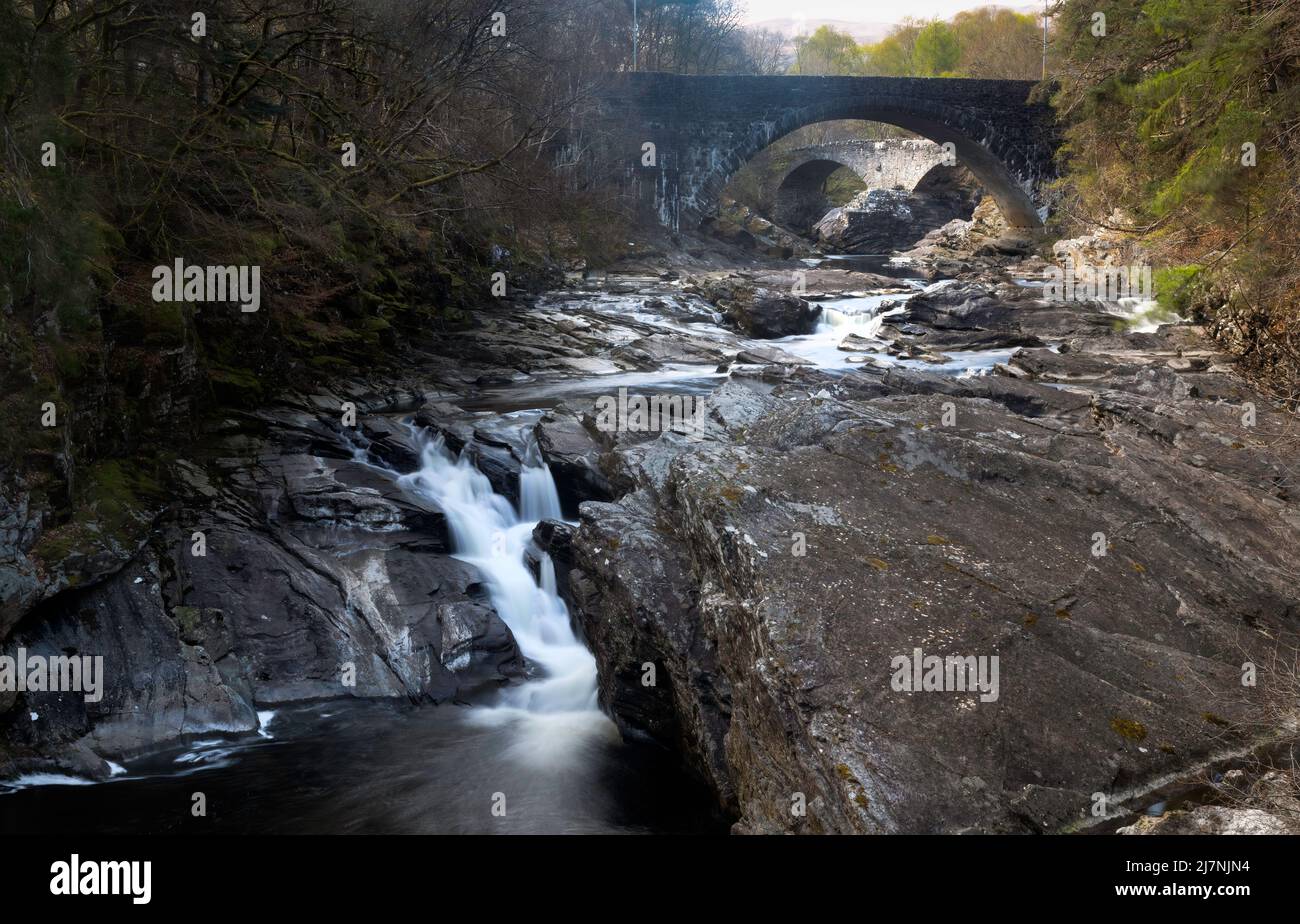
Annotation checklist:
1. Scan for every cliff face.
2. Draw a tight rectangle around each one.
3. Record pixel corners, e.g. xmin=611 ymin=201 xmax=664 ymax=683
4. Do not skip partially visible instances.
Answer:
xmin=558 ymin=284 xmax=1300 ymax=834
xmin=0 ymin=299 xmax=206 ymax=644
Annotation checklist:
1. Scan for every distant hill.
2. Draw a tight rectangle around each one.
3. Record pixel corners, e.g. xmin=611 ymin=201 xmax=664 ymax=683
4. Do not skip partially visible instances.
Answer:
xmin=749 ymin=18 xmax=893 ymax=45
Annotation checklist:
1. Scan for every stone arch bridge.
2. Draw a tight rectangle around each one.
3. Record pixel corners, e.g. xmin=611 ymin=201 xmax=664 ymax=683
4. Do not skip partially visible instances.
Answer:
xmin=592 ymin=73 xmax=1057 ymax=230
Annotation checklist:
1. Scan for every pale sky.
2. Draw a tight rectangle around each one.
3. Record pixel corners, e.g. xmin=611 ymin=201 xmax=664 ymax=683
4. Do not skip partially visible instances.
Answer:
xmin=742 ymin=0 xmax=1038 ymax=25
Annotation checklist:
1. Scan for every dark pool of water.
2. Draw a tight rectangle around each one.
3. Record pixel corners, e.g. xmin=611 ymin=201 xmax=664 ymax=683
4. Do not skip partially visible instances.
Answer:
xmin=0 ymin=700 xmax=727 ymax=835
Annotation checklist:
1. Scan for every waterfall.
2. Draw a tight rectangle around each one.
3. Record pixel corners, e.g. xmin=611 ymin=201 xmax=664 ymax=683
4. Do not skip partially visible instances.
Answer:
xmin=817 ymin=303 xmax=889 ymax=336
xmin=398 ymin=433 xmax=599 ymax=715
xmin=813 ymin=291 xmax=917 ymax=337
xmin=1109 ymin=296 xmax=1179 ymax=333
xmin=519 ymin=460 xmax=563 ymax=523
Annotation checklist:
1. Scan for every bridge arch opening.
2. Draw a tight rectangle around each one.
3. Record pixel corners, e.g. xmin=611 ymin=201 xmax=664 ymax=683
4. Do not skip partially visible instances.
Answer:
xmin=722 ymin=120 xmax=907 ymax=216
xmin=722 ymin=115 xmax=1031 ymax=231
xmin=910 ymin=162 xmax=984 ymax=219
xmin=771 ymin=158 xmax=867 ymax=234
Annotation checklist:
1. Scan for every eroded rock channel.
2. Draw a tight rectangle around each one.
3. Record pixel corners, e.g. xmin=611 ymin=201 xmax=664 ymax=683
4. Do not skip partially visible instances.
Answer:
xmin=3 ymin=243 xmax=1298 ymax=835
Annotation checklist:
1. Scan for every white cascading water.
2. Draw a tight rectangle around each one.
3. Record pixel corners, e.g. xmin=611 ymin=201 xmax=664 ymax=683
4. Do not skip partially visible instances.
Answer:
xmin=814 ymin=280 xmax=949 ymax=336
xmin=777 ymin=291 xmax=914 ymax=368
xmin=779 ymin=281 xmax=1013 ymax=377
xmin=817 ymin=299 xmax=896 ymax=336
xmin=397 ymin=432 xmax=601 ymax=717
xmin=1110 ymin=296 xmax=1179 ymax=333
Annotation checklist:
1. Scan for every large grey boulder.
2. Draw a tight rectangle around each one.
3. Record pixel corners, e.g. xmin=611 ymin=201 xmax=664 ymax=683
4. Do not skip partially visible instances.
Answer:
xmin=697 ymin=277 xmax=821 ymax=338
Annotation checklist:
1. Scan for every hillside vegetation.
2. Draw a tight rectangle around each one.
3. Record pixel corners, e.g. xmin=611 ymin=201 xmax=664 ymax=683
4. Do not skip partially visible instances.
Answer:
xmin=1050 ymin=0 xmax=1300 ymax=395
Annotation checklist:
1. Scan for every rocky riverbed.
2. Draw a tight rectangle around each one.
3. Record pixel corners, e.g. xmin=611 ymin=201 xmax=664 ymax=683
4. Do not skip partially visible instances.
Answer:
xmin=2 ymin=220 xmax=1298 ymax=835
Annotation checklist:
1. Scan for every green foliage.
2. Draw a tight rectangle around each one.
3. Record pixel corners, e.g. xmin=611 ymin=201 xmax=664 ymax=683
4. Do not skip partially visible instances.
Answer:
xmin=1154 ymin=266 xmax=1204 ymax=316
xmin=1054 ymin=0 xmax=1294 ymax=225
xmin=863 ymin=27 xmax=919 ymax=77
xmin=790 ymin=26 xmax=866 ymax=76
xmin=913 ymin=22 xmax=961 ymax=77
xmin=863 ymin=29 xmax=915 ymax=76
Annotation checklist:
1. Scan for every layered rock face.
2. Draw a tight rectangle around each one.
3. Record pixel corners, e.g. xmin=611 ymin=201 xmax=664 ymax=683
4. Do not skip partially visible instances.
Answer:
xmin=556 ymin=284 xmax=1300 ymax=833
xmin=0 ymin=393 xmax=526 ymax=779
xmin=898 ymin=197 xmax=1039 ymax=277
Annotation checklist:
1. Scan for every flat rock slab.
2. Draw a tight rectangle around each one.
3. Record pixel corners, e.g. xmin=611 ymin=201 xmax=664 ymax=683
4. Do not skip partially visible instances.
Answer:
xmin=735 ymin=346 xmax=814 ymax=366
